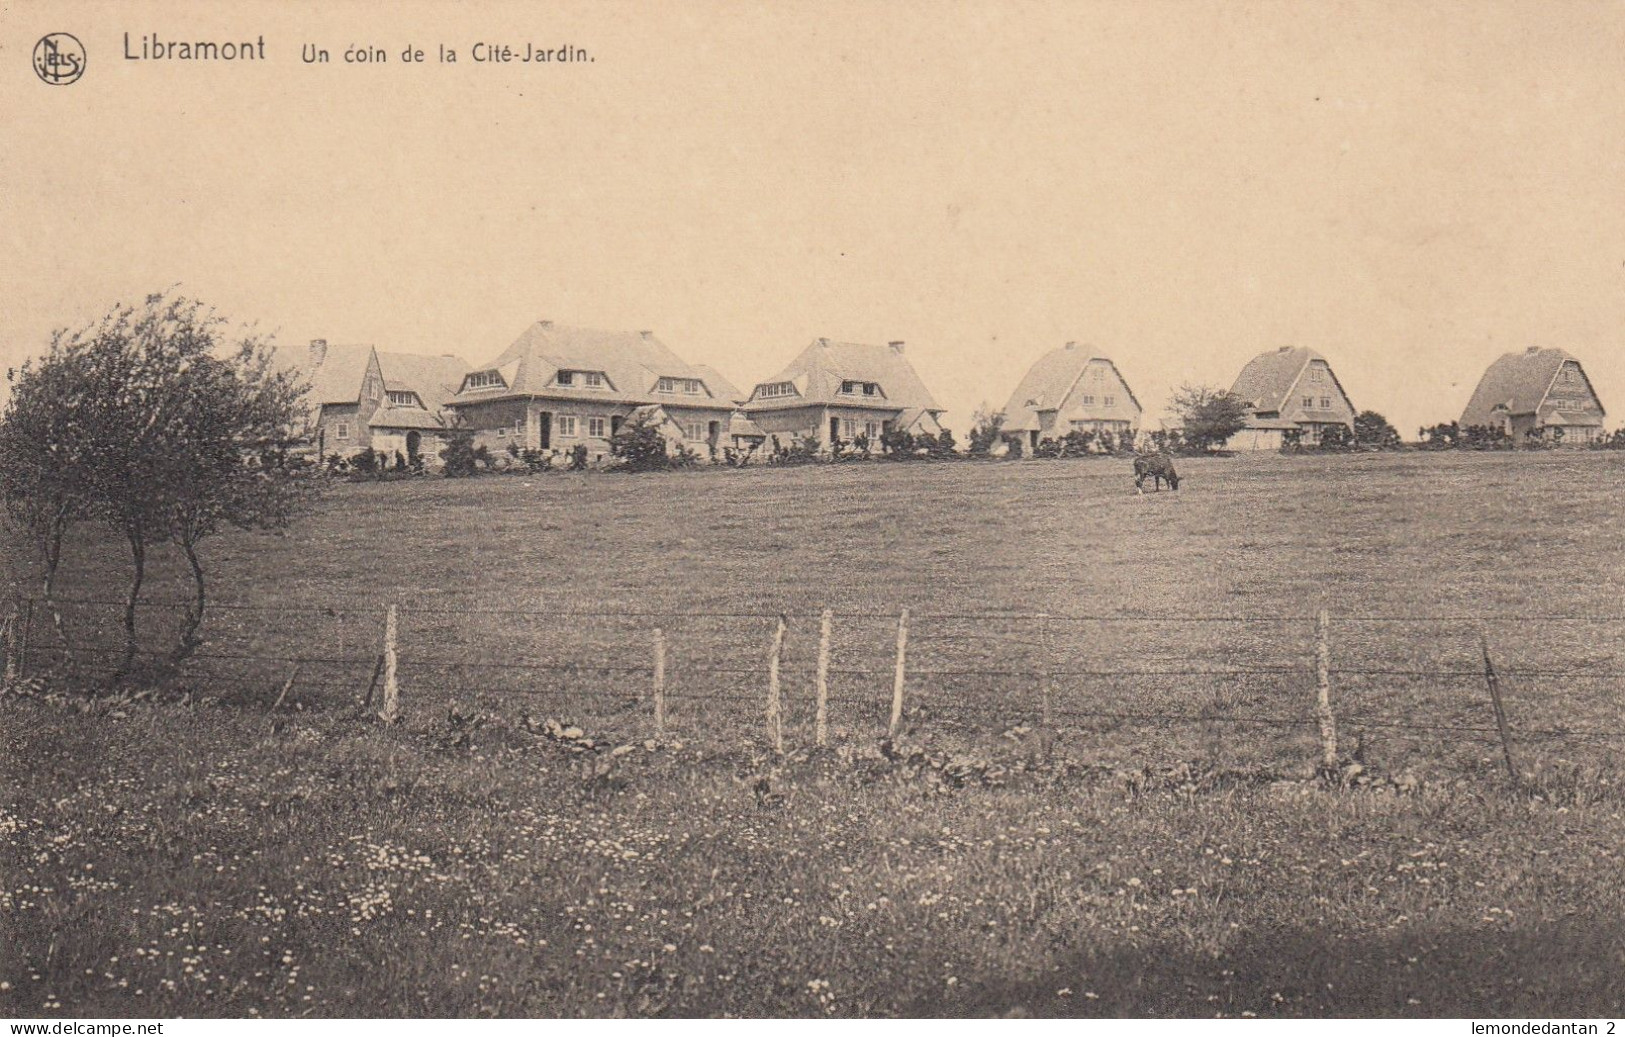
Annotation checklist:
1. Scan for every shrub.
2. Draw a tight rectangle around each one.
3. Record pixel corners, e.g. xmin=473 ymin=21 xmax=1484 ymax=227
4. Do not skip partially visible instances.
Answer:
xmin=609 ymin=419 xmax=670 ymax=472
xmin=441 ymin=430 xmax=483 ymax=477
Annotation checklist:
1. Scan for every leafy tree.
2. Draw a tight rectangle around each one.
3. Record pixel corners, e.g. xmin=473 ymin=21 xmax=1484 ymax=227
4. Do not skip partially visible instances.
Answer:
xmin=967 ymin=406 xmax=1005 ymax=457
xmin=1170 ymin=385 xmax=1248 ymax=452
xmin=0 ymin=294 xmax=314 ymax=674
xmin=1353 ymin=410 xmax=1401 ymax=450
xmin=0 ymin=347 xmax=94 ymax=651
xmin=930 ymin=428 xmax=958 ymax=458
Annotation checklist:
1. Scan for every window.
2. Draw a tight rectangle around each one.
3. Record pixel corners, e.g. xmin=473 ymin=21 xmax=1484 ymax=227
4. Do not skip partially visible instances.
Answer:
xmin=839 ymin=380 xmax=881 ymax=397
xmin=516 ymin=415 xmax=528 ymax=436
xmin=1303 ymin=395 xmax=1315 ymax=408
xmin=556 ymin=415 xmax=577 ymax=437
xmin=335 ymin=422 xmax=350 ymax=439
xmin=587 ymin=416 xmax=607 ymax=438
xmin=1320 ymin=397 xmax=1332 ymax=409
xmin=583 ymin=372 xmax=604 ymax=388
xmin=496 ymin=428 xmax=507 ymax=438
xmin=757 ymin=382 xmax=797 ymax=399
xmin=556 ymin=371 xmax=573 ymax=386
xmin=1310 ymin=367 xmax=1323 ymax=382
xmin=365 ymin=374 xmax=381 ymax=401
xmin=683 ymin=421 xmax=706 ymax=441
xmin=387 ymin=390 xmax=420 ymax=408
xmin=839 ymin=417 xmax=857 ymax=438
xmin=658 ymin=377 xmax=704 ymax=395
xmin=1080 ymin=394 xmax=1095 ymax=405
xmin=865 ymin=421 xmax=881 ymax=439
xmin=465 ymin=371 xmax=505 ymax=390
xmin=1103 ymin=395 xmax=1115 ymax=406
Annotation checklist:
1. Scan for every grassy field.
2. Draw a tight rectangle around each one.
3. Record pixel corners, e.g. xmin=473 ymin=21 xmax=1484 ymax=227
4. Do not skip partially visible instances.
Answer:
xmin=4 ymin=451 xmax=1625 ymax=1016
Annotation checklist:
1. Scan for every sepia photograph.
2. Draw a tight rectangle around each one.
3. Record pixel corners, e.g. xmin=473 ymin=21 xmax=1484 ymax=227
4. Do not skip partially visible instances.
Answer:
xmin=2 ymin=0 xmax=1623 ymax=1026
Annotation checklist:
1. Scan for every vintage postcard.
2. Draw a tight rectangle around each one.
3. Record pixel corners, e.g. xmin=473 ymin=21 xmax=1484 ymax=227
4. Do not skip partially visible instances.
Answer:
xmin=2 ymin=0 xmax=1622 ymax=1027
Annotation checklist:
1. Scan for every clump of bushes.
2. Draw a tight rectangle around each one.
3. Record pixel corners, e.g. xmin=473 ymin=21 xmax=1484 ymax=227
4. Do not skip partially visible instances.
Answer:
xmin=441 ymin=431 xmax=492 ymax=477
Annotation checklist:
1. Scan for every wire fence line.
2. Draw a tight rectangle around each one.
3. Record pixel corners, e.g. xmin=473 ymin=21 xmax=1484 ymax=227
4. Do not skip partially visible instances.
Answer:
xmin=5 ymin=595 xmax=1625 ymax=774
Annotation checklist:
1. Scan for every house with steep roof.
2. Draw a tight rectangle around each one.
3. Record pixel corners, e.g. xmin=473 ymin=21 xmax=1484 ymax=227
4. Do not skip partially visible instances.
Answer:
xmin=1228 ymin=346 xmax=1356 ymax=450
xmin=302 ymin=340 xmax=469 ymax=464
xmin=442 ymin=321 xmax=738 ymax=463
xmin=740 ymin=338 xmax=945 ymax=453
xmin=1460 ymin=347 xmax=1605 ymax=444
xmin=999 ymin=342 xmax=1141 ymax=452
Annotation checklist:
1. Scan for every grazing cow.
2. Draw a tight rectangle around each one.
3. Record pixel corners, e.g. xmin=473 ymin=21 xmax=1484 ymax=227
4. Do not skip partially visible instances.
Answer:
xmin=1133 ymin=453 xmax=1179 ymax=493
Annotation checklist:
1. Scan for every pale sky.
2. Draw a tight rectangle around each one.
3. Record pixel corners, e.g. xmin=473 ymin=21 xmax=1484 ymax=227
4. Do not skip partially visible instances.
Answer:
xmin=4 ymin=0 xmax=1624 ymax=437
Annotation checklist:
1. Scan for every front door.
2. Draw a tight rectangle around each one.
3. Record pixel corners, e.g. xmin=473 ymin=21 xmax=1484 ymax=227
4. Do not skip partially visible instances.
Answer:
xmin=538 ymin=412 xmax=552 ymax=450
xmin=405 ymin=431 xmax=421 ymax=462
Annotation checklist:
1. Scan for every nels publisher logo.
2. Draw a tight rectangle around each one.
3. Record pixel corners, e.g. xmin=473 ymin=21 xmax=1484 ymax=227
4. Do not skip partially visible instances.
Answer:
xmin=33 ymin=32 xmax=86 ymax=85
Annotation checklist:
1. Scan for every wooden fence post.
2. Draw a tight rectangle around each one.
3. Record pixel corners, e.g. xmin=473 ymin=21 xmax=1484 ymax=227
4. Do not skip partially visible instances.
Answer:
xmin=1480 ymin=632 xmax=1519 ymax=786
xmin=1038 ymin=613 xmax=1053 ymax=728
xmin=889 ymin=608 xmax=910 ymax=739
xmin=18 ymin=599 xmax=34 ymax=679
xmin=1315 ymin=608 xmax=1338 ymax=770
xmin=271 ymin=664 xmax=300 ymax=713
xmin=379 ymin=604 xmax=400 ymax=724
xmin=767 ymin=614 xmax=786 ymax=754
xmin=815 ymin=609 xmax=832 ymax=748
xmin=653 ymin=628 xmax=667 ymax=738
xmin=2 ymin=607 xmax=16 ymax=685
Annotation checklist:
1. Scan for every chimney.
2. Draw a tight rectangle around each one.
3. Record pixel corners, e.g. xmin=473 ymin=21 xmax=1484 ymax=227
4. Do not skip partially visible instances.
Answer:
xmin=538 ymin=319 xmax=553 ymax=329
xmin=1064 ymin=341 xmax=1077 ymax=351
xmin=309 ymin=339 xmax=328 ymax=367
xmin=1526 ymin=346 xmax=1541 ymax=354
xmin=1278 ymin=345 xmax=1293 ymax=353
xmin=817 ymin=337 xmax=830 ymax=347
xmin=638 ymin=329 xmax=653 ymax=339
xmin=888 ymin=340 xmax=905 ymax=353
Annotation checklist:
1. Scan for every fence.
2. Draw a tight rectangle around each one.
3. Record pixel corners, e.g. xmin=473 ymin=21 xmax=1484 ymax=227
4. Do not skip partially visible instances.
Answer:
xmin=5 ymin=594 xmax=1625 ymax=778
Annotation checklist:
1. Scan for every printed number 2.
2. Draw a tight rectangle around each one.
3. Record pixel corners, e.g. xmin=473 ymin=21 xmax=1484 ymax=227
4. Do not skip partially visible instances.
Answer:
xmin=1606 ymin=1023 xmax=1614 ymax=1035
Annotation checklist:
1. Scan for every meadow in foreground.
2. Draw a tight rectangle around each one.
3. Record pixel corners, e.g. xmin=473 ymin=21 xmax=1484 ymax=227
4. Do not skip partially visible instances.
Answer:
xmin=4 ymin=451 xmax=1625 ymax=1016
xmin=3 ymin=695 xmax=1623 ymax=1018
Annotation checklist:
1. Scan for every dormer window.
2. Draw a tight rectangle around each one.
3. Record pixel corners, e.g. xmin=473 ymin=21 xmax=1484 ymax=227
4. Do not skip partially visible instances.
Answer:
xmin=465 ymin=371 xmax=505 ymax=391
xmin=757 ymin=382 xmax=797 ymax=399
xmin=387 ymin=390 xmax=422 ymax=408
xmin=657 ymin=377 xmax=704 ymax=395
xmin=557 ymin=370 xmax=607 ymax=389
xmin=839 ymin=380 xmax=881 ymax=397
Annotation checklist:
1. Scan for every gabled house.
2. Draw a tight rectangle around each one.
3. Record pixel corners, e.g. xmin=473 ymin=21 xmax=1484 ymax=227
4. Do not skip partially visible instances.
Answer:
xmin=1460 ymin=347 xmax=1605 ymax=444
xmin=303 ymin=340 xmax=469 ymax=464
xmin=999 ymin=342 xmax=1141 ymax=452
xmin=1228 ymin=346 xmax=1356 ymax=450
xmin=442 ymin=321 xmax=738 ymax=462
xmin=740 ymin=338 xmax=945 ymax=452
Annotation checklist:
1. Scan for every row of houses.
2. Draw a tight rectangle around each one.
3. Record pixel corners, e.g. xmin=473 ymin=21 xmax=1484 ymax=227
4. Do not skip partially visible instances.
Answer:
xmin=295 ymin=321 xmax=1609 ymax=464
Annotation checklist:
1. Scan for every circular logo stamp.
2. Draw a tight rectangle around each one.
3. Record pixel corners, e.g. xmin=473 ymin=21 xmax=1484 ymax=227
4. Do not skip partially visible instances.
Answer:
xmin=33 ymin=33 xmax=86 ymax=85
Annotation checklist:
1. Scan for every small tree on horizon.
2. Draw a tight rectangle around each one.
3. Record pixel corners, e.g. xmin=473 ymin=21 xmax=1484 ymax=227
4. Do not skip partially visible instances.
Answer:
xmin=967 ymin=405 xmax=1006 ymax=457
xmin=1169 ymin=385 xmax=1248 ymax=452
xmin=1353 ymin=410 xmax=1402 ymax=450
